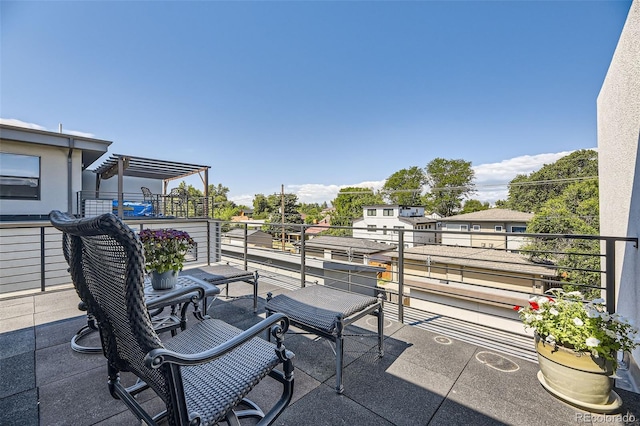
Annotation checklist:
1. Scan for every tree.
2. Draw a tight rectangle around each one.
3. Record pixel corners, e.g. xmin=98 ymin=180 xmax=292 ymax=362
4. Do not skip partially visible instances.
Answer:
xmin=252 ymin=194 xmax=270 ymax=219
xmin=381 ymin=166 xmax=426 ymax=205
xmin=461 ymin=199 xmax=490 ymax=214
xmin=507 ymin=149 xmax=598 ymax=213
xmin=298 ymin=202 xmax=324 ymax=224
xmin=208 ymin=183 xmax=234 ymax=218
xmin=424 ymin=158 xmax=475 ymax=217
xmin=265 ymin=192 xmax=303 ymax=225
xmin=523 ymin=179 xmax=600 ymax=298
xmin=328 ymin=187 xmax=383 ymax=235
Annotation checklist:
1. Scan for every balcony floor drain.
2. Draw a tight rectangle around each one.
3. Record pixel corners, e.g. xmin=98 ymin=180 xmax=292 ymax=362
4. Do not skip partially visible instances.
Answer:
xmin=434 ymin=336 xmax=452 ymax=345
xmin=475 ymin=351 xmax=520 ymax=372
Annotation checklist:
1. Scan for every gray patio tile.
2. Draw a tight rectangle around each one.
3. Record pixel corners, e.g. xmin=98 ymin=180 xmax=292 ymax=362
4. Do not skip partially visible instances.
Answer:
xmin=437 ymin=380 xmax=583 ymax=426
xmin=453 ymin=347 xmax=586 ymax=422
xmin=38 ymin=364 xmax=130 ymax=426
xmin=0 ymin=388 xmax=38 ymax=426
xmin=280 ymin=332 xmax=374 ymax=385
xmin=386 ymin=325 xmax=478 ymax=380
xmin=35 ymin=341 xmax=105 ymax=386
xmin=273 ymin=382 xmax=394 ymax=426
xmin=0 ymin=351 xmax=34 ymax=399
xmin=35 ymin=315 xmax=86 ymax=349
xmin=351 ymin=312 xmax=404 ymax=337
xmin=0 ymin=327 xmax=34 ymax=359
xmin=343 ymin=351 xmax=454 ymax=426
xmin=92 ymin=394 xmax=166 ymax=426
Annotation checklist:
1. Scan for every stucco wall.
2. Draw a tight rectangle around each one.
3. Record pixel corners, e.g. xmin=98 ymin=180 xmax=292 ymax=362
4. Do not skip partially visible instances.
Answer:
xmin=0 ymin=141 xmax=82 ymax=215
xmin=597 ymin=0 xmax=640 ymax=381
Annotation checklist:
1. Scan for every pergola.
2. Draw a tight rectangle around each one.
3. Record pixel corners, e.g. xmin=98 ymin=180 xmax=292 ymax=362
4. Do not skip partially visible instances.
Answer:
xmin=92 ymin=154 xmax=210 ymax=218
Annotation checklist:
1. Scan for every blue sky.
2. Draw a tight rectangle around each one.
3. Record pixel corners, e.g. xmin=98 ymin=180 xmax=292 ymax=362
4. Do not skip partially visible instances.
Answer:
xmin=1 ymin=1 xmax=632 ymax=206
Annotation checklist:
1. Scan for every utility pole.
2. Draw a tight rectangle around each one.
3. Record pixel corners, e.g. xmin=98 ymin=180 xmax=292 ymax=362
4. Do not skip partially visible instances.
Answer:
xmin=281 ymin=184 xmax=285 ymax=252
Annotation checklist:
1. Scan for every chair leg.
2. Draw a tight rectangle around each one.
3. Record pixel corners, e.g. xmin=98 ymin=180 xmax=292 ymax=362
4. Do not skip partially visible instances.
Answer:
xmin=377 ymin=305 xmax=385 ymax=357
xmin=335 ymin=319 xmax=345 ymax=394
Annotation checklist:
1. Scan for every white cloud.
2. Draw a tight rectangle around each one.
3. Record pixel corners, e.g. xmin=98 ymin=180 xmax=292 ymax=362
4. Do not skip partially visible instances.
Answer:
xmin=0 ymin=118 xmax=95 ymax=138
xmin=229 ymin=150 xmax=588 ymax=207
xmin=0 ymin=118 xmax=48 ymax=131
xmin=472 ymin=151 xmax=581 ymax=204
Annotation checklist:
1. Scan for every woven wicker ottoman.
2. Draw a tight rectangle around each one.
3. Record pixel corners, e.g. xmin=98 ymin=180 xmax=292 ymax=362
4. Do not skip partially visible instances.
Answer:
xmin=265 ymin=285 xmax=384 ymax=393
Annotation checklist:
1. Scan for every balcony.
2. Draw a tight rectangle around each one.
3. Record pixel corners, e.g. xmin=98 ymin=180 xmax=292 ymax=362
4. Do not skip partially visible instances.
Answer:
xmin=1 ymin=219 xmax=639 ymax=424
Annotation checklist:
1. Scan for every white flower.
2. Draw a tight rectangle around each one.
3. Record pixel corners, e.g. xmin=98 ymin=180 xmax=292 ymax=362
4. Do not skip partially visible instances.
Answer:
xmin=585 ymin=337 xmax=600 ymax=347
xmin=545 ymin=334 xmax=556 ymax=343
xmin=538 ymin=298 xmax=550 ymax=305
xmin=535 ymin=314 xmax=543 ymax=321
xmin=605 ymin=329 xmax=617 ymax=338
xmin=566 ymin=291 xmax=584 ymax=298
xmin=549 ymin=308 xmax=559 ymax=316
xmin=600 ymin=313 xmax=610 ymax=322
xmin=573 ymin=318 xmax=584 ymax=326
xmin=591 ymin=298 xmax=605 ymax=305
xmin=585 ymin=308 xmax=599 ymax=318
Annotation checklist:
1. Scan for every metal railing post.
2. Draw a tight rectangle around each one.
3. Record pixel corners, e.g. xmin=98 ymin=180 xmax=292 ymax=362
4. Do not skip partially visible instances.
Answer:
xmin=300 ymin=225 xmax=306 ymax=288
xmin=605 ymin=238 xmax=616 ymax=314
xmin=40 ymin=226 xmax=46 ymax=292
xmin=398 ymin=230 xmax=404 ymax=323
xmin=243 ymin=223 xmax=248 ymax=271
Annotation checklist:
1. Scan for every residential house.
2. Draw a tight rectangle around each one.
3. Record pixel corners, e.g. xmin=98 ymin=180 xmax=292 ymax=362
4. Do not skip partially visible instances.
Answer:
xmin=222 ymin=228 xmax=273 ymax=248
xmin=352 ymin=205 xmax=440 ymax=247
xmin=0 ymin=124 xmax=111 ymax=220
xmin=380 ymin=244 xmax=557 ymax=332
xmin=300 ymin=235 xmax=394 ymax=265
xmin=439 ymin=208 xmax=533 ymax=250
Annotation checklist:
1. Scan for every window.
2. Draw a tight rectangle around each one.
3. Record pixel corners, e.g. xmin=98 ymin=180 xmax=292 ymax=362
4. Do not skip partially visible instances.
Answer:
xmin=0 ymin=153 xmax=40 ymax=200
xmin=460 ymin=225 xmax=468 ymax=231
xmin=383 ymin=208 xmax=394 ymax=216
xmin=494 ymin=226 xmax=503 ymax=232
xmin=472 ymin=225 xmax=481 ymax=231
xmin=367 ymin=209 xmax=377 ymax=216
xmin=367 ymin=225 xmax=376 ymax=232
xmin=511 ymin=226 xmax=526 ymax=233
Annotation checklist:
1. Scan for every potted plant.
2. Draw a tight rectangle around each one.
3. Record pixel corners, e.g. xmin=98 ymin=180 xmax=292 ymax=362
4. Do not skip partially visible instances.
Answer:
xmin=139 ymin=228 xmax=195 ymax=290
xmin=515 ymin=288 xmax=639 ymax=413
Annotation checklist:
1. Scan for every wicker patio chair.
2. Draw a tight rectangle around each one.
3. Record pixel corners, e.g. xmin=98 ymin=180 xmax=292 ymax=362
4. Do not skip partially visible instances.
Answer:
xmin=50 ymin=210 xmax=294 ymax=426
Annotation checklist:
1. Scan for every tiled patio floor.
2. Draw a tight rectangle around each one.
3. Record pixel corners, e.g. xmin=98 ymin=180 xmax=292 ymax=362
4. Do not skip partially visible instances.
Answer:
xmin=1 ymin=266 xmax=639 ymax=425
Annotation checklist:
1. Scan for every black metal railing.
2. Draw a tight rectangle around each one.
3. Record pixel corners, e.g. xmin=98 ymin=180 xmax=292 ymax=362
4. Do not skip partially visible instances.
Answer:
xmin=1 ymin=217 xmax=636 ymax=337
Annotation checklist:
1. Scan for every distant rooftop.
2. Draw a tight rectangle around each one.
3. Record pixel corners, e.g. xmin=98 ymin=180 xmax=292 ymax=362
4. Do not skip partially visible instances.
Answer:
xmin=440 ymin=208 xmax=534 ymax=222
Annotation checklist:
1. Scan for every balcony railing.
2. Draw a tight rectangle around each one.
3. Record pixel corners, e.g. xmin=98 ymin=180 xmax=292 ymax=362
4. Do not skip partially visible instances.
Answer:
xmin=2 ymin=216 xmax=636 ymax=349
xmin=76 ymin=190 xmax=216 ymax=219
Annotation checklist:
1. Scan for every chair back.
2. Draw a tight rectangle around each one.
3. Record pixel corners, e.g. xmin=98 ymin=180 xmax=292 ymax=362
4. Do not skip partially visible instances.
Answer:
xmin=49 ymin=210 xmax=171 ymax=402
xmin=141 ymin=186 xmax=153 ymax=202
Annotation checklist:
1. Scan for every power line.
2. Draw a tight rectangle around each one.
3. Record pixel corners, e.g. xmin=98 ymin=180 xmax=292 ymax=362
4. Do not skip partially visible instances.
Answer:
xmin=335 ymin=176 xmax=599 ymax=195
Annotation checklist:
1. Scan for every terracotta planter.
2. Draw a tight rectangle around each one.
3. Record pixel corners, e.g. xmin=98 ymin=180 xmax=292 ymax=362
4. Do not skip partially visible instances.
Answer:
xmin=150 ymin=270 xmax=178 ymax=290
xmin=535 ymin=334 xmax=621 ymax=413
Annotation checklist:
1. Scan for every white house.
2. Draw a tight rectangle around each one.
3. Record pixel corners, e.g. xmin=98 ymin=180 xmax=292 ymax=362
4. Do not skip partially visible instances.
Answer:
xmin=0 ymin=124 xmax=112 ymax=219
xmin=352 ymin=205 xmax=440 ymax=247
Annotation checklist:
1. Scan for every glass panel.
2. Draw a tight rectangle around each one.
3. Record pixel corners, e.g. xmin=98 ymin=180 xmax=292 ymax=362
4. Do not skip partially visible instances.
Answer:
xmin=0 ymin=153 xmax=40 ymax=177
xmin=0 ymin=153 xmax=41 ymax=200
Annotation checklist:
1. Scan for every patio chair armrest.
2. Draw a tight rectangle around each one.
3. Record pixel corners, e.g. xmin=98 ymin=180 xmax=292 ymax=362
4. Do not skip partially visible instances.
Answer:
xmin=144 ymin=313 xmax=291 ymax=368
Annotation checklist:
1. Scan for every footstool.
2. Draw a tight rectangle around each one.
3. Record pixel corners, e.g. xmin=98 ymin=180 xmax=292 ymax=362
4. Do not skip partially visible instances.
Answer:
xmin=265 ymin=285 xmax=384 ymax=393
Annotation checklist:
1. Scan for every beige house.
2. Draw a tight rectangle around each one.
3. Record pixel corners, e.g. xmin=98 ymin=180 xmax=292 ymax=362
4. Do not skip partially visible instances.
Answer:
xmin=439 ymin=208 xmax=533 ymax=250
xmin=379 ymin=245 xmax=557 ymax=331
xmin=222 ymin=228 xmax=272 ymax=248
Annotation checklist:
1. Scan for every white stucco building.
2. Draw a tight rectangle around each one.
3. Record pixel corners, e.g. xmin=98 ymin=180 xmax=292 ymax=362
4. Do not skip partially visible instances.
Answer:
xmin=352 ymin=205 xmax=440 ymax=247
